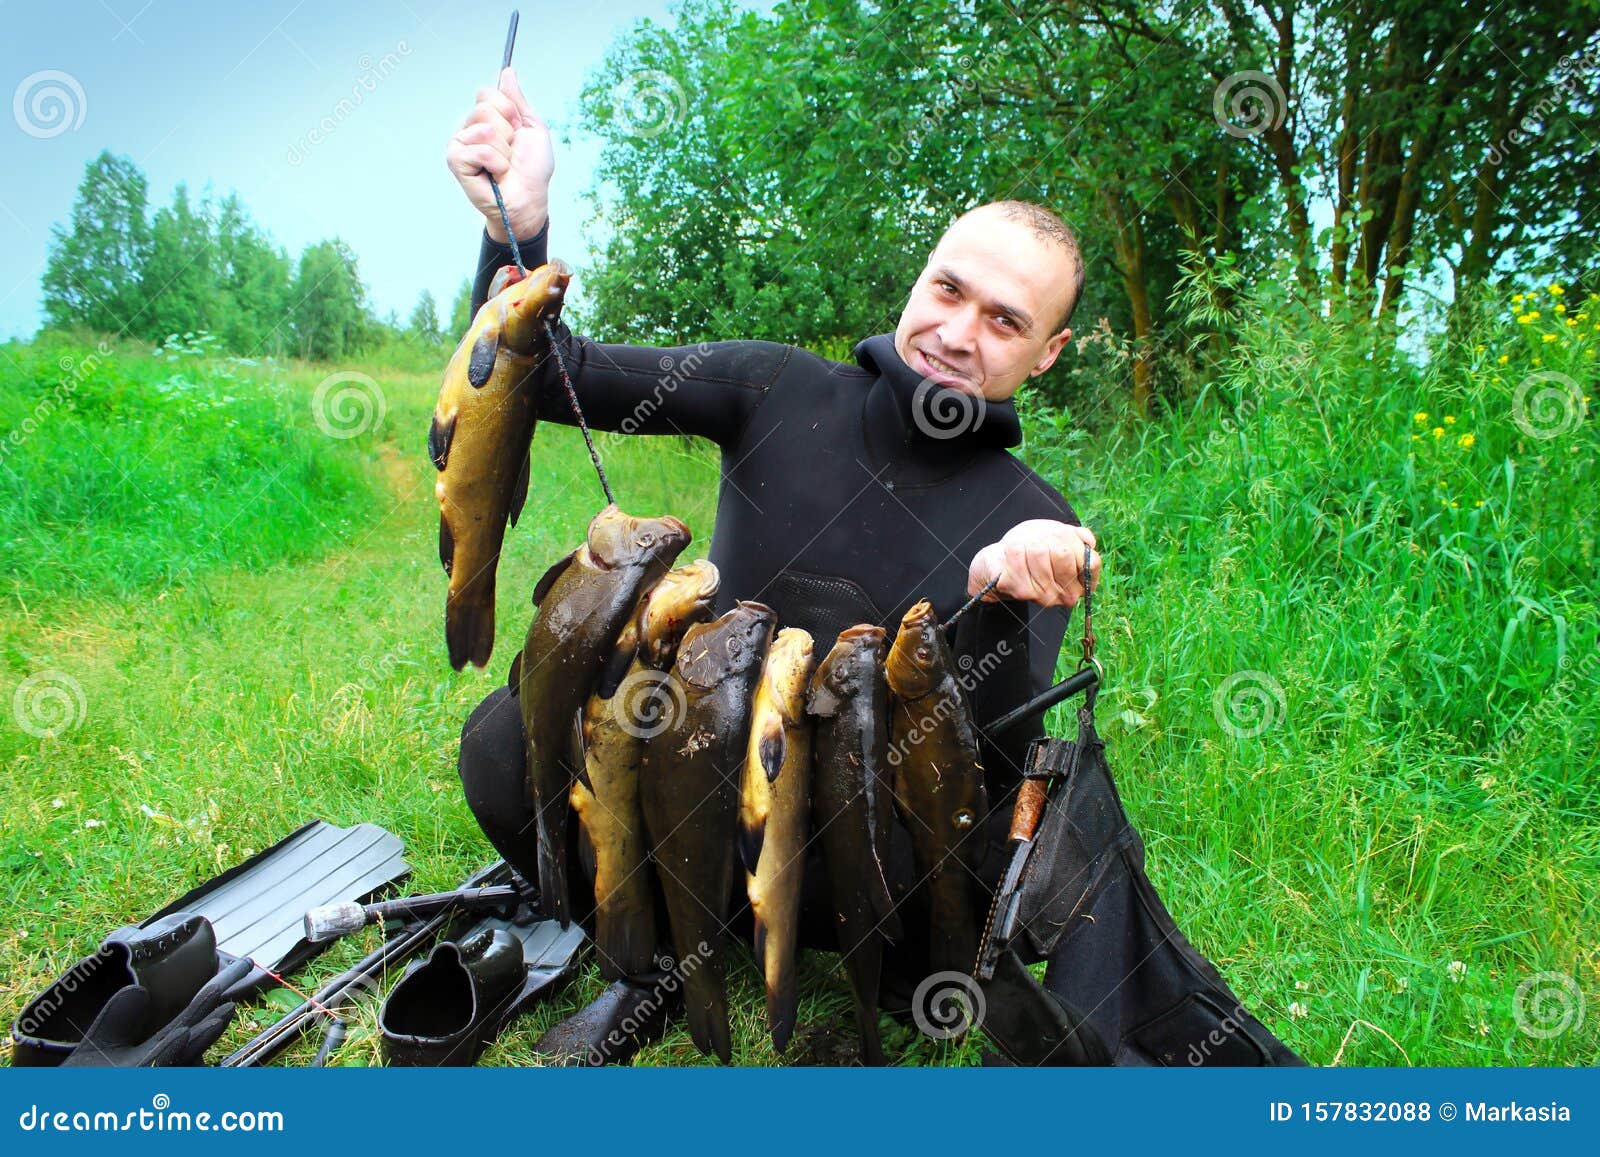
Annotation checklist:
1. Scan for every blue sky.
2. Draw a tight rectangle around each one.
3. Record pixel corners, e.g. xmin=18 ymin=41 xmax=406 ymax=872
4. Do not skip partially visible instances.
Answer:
xmin=0 ymin=0 xmax=714 ymax=341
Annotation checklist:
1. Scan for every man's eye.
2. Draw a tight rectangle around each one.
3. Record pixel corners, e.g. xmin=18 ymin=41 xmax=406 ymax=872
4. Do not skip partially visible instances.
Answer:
xmin=937 ymin=281 xmax=956 ymax=295
xmin=995 ymin=315 xmax=1017 ymax=330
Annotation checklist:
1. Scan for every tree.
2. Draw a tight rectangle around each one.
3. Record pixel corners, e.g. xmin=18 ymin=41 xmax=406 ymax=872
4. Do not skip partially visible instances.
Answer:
xmin=408 ymin=289 xmax=442 ymax=344
xmin=291 ymin=240 xmax=369 ymax=361
xmin=213 ymin=192 xmax=292 ymax=356
xmin=139 ymin=182 xmax=217 ymax=342
xmin=448 ymin=278 xmax=473 ymax=336
xmin=41 ymin=151 xmax=152 ymax=335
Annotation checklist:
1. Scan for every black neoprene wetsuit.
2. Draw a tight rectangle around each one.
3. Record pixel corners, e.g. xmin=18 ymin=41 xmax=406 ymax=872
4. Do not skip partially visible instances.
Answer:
xmin=460 ymin=222 xmax=1083 ymax=953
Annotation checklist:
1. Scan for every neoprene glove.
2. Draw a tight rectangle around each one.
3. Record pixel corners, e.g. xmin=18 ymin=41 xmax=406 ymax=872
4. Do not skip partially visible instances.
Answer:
xmin=60 ymin=957 xmax=253 ymax=1067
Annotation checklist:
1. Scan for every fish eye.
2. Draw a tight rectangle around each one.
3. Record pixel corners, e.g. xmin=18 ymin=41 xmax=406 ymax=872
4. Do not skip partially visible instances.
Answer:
xmin=915 ymin=646 xmax=931 ymax=663
xmin=953 ymin=809 xmax=975 ymax=830
xmin=637 ymin=532 xmax=655 ymax=547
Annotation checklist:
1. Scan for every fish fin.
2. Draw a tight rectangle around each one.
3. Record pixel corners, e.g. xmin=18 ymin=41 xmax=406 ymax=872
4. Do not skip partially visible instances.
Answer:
xmin=508 ymin=650 xmax=523 ymax=695
xmin=467 ymin=328 xmax=499 ymax=388
xmin=570 ymin=710 xmax=595 ymax=795
xmin=686 ymin=989 xmax=733 ymax=1065
xmin=759 ymin=726 xmax=786 ymax=784
xmin=595 ymin=642 xmax=638 ymax=701
xmin=427 ymin=412 xmax=455 ymax=472
xmin=575 ymin=818 xmax=597 ymax=894
xmin=507 ymin=452 xmax=531 ymax=529
xmin=737 ymin=815 xmax=765 ymax=876
xmin=438 ymin=516 xmax=454 ymax=577
xmin=594 ymin=908 xmax=656 ymax=983
xmin=532 ymin=549 xmax=577 ymax=607
xmin=446 ymin=593 xmax=495 ymax=672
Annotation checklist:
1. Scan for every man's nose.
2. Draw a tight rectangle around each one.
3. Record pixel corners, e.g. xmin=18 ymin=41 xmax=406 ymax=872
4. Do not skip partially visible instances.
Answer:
xmin=938 ymin=306 xmax=979 ymax=351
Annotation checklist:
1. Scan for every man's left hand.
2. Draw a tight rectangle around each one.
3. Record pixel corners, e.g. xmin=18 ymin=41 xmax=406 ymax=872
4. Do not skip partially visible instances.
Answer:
xmin=968 ymin=520 xmax=1101 ymax=609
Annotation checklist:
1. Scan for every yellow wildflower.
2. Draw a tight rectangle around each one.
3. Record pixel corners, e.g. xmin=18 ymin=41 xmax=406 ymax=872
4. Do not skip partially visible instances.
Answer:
xmin=1512 ymin=293 xmax=1524 ymax=305
xmin=1549 ymin=284 xmax=1564 ymax=296
xmin=1517 ymin=314 xmax=1532 ymax=324
xmin=1444 ymin=415 xmax=1456 ymax=425
xmin=1527 ymin=310 xmax=1541 ymax=320
xmin=1414 ymin=411 xmax=1429 ymax=423
xmin=1432 ymin=426 xmax=1444 ymax=438
xmin=1411 ymin=433 xmax=1421 ymax=442
xmin=1498 ymin=354 xmax=1510 ymax=364
xmin=1458 ymin=433 xmax=1475 ymax=449
xmin=1475 ymin=344 xmax=1485 ymax=353
xmin=1543 ymin=333 xmax=1558 ymax=343
xmin=1569 ymin=318 xmax=1579 ymax=327
xmin=1555 ymin=304 xmax=1566 ymax=313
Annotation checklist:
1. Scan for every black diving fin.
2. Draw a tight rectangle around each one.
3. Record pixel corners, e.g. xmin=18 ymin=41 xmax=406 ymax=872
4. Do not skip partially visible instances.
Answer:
xmin=141 ymin=820 xmax=410 ymax=998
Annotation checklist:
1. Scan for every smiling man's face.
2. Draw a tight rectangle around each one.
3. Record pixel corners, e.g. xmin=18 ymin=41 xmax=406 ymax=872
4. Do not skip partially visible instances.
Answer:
xmin=894 ymin=203 xmax=1080 ymax=402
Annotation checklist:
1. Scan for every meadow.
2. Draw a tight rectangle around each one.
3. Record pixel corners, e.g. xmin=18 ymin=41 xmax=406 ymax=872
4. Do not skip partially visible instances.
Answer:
xmin=2 ymin=283 xmax=1595 ymax=1065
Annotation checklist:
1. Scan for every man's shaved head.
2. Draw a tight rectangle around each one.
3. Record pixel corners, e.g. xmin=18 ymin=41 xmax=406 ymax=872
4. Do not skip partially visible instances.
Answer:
xmin=894 ymin=199 xmax=1087 ymax=402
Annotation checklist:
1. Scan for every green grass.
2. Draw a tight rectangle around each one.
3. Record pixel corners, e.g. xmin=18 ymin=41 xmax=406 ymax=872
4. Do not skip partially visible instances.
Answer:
xmin=1 ymin=285 xmax=1595 ymax=1067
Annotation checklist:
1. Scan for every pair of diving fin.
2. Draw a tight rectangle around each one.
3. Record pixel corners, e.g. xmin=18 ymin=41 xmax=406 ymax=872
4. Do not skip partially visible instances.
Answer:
xmin=10 ymin=820 xmax=410 ymax=1065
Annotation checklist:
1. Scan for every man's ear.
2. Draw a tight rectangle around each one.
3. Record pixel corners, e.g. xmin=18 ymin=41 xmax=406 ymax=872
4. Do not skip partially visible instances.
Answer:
xmin=1029 ymin=326 xmax=1073 ymax=377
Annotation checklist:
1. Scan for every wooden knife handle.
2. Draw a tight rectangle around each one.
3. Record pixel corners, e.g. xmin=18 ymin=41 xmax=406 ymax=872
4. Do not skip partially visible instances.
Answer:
xmin=1008 ymin=778 xmax=1048 ymax=842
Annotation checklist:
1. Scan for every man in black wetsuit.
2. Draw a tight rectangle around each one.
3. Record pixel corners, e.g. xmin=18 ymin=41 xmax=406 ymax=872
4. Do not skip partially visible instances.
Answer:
xmin=446 ymin=69 xmax=1104 ymax=1064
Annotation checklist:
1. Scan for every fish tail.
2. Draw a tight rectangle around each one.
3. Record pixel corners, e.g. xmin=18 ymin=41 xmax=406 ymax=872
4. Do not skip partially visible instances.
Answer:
xmin=759 ymin=917 xmax=800 ymax=1054
xmin=595 ymin=904 xmax=657 ymax=982
xmin=535 ymin=794 xmax=571 ymax=927
xmin=446 ymin=585 xmax=497 ymax=672
xmin=845 ymin=936 xmax=887 ymax=1066
xmin=684 ymin=965 xmax=732 ymax=1064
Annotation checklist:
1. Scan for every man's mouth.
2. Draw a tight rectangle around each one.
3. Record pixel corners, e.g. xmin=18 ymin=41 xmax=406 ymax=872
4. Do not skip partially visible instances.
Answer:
xmin=916 ymin=348 xmax=971 ymax=384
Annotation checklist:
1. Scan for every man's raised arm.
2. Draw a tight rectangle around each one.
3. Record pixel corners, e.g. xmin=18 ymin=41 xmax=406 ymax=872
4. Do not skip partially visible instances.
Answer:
xmin=449 ymin=68 xmax=778 ymax=450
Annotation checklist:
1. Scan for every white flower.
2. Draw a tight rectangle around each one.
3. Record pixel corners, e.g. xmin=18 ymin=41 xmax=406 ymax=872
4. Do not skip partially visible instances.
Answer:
xmin=83 ymin=818 xmax=104 ymax=829
xmin=51 ymin=798 xmax=65 ymax=809
xmin=1294 ymin=980 xmax=1311 ymax=992
xmin=1288 ymin=1001 xmax=1309 ymax=1020
xmin=1447 ymin=960 xmax=1467 ymax=982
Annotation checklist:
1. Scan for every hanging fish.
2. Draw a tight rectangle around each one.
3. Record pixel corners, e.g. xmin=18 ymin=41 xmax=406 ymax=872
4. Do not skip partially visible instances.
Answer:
xmin=515 ymin=505 xmax=692 ymax=926
xmin=571 ymin=561 xmax=721 ymax=979
xmin=639 ymin=601 xmax=776 ymax=1064
xmin=738 ymin=627 xmax=816 ymax=1054
xmin=807 ymin=624 xmax=902 ymax=1066
xmin=431 ymin=259 xmax=572 ymax=672
xmin=885 ymin=599 xmax=988 ymax=984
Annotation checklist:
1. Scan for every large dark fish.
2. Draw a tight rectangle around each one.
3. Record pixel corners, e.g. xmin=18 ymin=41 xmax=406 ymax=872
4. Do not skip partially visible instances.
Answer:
xmin=738 ymin=627 xmax=815 ymax=1054
xmin=638 ymin=600 xmax=776 ymax=1063
xmin=571 ymin=560 xmax=721 ymax=980
xmin=431 ymin=260 xmax=572 ymax=671
xmin=885 ymin=598 xmax=989 ymax=982
xmin=807 ymin=624 xmax=902 ymax=1066
xmin=514 ymin=505 xmax=691 ymax=926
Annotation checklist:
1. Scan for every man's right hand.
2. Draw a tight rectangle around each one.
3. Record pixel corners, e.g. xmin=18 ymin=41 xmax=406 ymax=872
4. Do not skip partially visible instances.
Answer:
xmin=446 ymin=66 xmax=554 ymax=243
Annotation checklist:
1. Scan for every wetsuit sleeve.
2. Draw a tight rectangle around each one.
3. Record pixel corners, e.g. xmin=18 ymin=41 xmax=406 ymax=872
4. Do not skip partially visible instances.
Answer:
xmin=470 ymin=225 xmax=775 ymax=449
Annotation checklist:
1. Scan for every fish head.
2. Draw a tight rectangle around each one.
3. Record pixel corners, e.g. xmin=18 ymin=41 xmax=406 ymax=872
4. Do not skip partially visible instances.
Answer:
xmin=500 ymin=259 xmax=574 ymax=356
xmin=806 ymin=624 xmax=887 ymax=716
xmin=636 ymin=560 xmax=722 ymax=669
xmin=587 ymin=506 xmax=693 ymax=572
xmin=675 ymin=600 xmax=776 ymax=690
xmin=765 ymin=628 xmax=817 ymax=725
xmin=886 ymin=599 xmax=945 ymax=701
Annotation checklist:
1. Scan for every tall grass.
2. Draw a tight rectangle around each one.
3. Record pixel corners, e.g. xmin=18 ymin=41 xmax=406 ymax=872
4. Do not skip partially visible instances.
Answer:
xmin=1023 ymin=276 xmax=1597 ymax=1064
